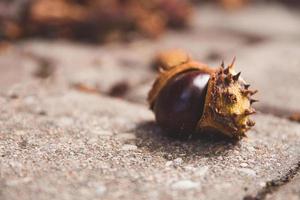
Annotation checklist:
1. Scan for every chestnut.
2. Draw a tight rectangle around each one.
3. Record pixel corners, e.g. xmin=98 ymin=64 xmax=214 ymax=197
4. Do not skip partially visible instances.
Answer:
xmin=154 ymin=70 xmax=210 ymax=135
xmin=148 ymin=49 xmax=257 ymax=139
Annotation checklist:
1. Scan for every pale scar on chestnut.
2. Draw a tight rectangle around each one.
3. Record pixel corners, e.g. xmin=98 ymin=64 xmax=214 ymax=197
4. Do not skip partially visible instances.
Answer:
xmin=148 ymin=49 xmax=258 ymax=139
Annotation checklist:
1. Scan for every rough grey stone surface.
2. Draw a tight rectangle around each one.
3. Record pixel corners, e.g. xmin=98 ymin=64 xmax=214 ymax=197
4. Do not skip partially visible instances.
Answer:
xmin=0 ymin=82 xmax=300 ymax=200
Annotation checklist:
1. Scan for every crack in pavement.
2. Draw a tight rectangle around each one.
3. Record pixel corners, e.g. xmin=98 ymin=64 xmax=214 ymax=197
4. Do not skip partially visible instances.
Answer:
xmin=243 ymin=160 xmax=300 ymax=200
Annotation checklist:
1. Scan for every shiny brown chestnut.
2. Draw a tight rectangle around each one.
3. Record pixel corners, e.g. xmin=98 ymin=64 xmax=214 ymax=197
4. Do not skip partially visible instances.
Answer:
xmin=154 ymin=71 xmax=210 ymax=135
xmin=148 ymin=49 xmax=258 ymax=139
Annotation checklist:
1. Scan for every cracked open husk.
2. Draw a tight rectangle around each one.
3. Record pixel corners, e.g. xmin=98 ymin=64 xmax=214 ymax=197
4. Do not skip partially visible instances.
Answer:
xmin=148 ymin=50 xmax=257 ymax=139
xmin=196 ymin=58 xmax=257 ymax=139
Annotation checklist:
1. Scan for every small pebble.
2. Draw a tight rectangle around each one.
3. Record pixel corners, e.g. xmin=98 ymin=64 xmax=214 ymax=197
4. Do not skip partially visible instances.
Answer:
xmin=116 ymin=133 xmax=136 ymax=141
xmin=238 ymin=168 xmax=256 ymax=177
xmin=165 ymin=161 xmax=173 ymax=167
xmin=171 ymin=180 xmax=200 ymax=190
xmin=58 ymin=117 xmax=74 ymax=127
xmin=195 ymin=166 xmax=209 ymax=177
xmin=246 ymin=146 xmax=256 ymax=152
xmin=233 ymin=150 xmax=240 ymax=155
xmin=94 ymin=130 xmax=113 ymax=136
xmin=183 ymin=165 xmax=195 ymax=171
xmin=24 ymin=96 xmax=36 ymax=105
xmin=173 ymin=158 xmax=183 ymax=165
xmin=121 ymin=144 xmax=138 ymax=151
xmin=240 ymin=163 xmax=248 ymax=167
xmin=95 ymin=185 xmax=107 ymax=195
xmin=217 ymin=156 xmax=223 ymax=161
xmin=14 ymin=130 xmax=26 ymax=136
xmin=259 ymin=182 xmax=266 ymax=187
xmin=165 ymin=158 xmax=183 ymax=167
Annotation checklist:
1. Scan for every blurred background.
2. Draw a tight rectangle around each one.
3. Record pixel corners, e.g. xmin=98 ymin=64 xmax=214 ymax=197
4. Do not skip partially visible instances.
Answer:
xmin=1 ymin=0 xmax=299 ymax=41
xmin=0 ymin=0 xmax=300 ymax=118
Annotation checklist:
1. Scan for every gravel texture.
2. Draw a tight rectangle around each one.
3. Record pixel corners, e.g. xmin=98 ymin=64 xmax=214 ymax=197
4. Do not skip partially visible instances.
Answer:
xmin=0 ymin=83 xmax=300 ymax=200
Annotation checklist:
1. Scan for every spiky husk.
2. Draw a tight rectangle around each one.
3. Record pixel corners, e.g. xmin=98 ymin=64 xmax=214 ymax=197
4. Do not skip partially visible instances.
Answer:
xmin=148 ymin=50 xmax=257 ymax=139
xmin=197 ymin=60 xmax=257 ymax=139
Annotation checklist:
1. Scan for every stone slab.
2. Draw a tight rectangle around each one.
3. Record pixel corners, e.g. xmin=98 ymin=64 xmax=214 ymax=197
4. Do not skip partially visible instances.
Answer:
xmin=0 ymin=83 xmax=299 ymax=200
xmin=266 ymin=173 xmax=300 ymax=200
